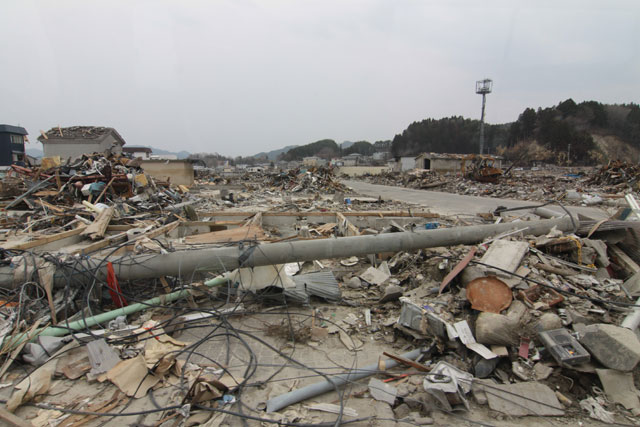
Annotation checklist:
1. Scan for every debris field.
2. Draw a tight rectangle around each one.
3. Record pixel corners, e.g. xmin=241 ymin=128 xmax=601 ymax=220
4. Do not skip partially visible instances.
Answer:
xmin=354 ymin=161 xmax=640 ymax=207
xmin=0 ymin=156 xmax=640 ymax=427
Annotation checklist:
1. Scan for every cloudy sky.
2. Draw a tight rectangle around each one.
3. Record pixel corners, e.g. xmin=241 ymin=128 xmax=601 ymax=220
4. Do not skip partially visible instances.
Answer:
xmin=1 ymin=1 xmax=638 ymax=156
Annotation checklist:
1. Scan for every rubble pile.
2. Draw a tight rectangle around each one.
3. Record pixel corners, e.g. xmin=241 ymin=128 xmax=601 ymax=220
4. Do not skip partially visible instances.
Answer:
xmin=0 ymin=156 xmax=640 ymax=426
xmin=356 ymin=167 xmax=640 ymax=207
xmin=263 ymin=166 xmax=348 ymax=194
xmin=0 ymin=152 xmax=194 ymax=234
xmin=586 ymin=160 xmax=640 ymax=189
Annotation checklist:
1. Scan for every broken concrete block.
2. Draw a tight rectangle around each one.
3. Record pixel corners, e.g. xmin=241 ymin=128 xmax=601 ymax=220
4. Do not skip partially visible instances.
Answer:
xmin=596 ymin=369 xmax=640 ymax=410
xmin=472 ymin=381 xmax=489 ymax=405
xmin=345 ymin=277 xmax=362 ymax=289
xmin=579 ymin=323 xmax=640 ymax=371
xmin=461 ymin=266 xmax=485 ymax=285
xmin=475 ymin=300 xmax=528 ymax=346
xmin=393 ymin=402 xmax=411 ymax=420
xmin=623 ymin=271 xmax=640 ymax=297
xmin=379 ymin=285 xmax=403 ymax=303
xmin=479 ymin=240 xmax=529 ymax=278
xmin=414 ymin=416 xmax=434 ymax=425
xmin=474 ymin=357 xmax=499 ymax=378
xmin=360 ymin=266 xmax=390 ymax=286
xmin=537 ymin=313 xmax=562 ymax=332
xmin=368 ymin=378 xmax=397 ymax=405
xmin=484 ymin=382 xmax=564 ymax=416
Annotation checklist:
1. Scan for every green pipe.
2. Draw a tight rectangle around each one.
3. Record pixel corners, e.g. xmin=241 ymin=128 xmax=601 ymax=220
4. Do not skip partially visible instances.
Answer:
xmin=3 ymin=276 xmax=228 ymax=349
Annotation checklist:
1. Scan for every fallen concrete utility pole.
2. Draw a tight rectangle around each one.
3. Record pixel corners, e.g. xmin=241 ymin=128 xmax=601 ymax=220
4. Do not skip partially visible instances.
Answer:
xmin=0 ymin=216 xmax=575 ymax=289
xmin=266 ymin=347 xmax=425 ymax=413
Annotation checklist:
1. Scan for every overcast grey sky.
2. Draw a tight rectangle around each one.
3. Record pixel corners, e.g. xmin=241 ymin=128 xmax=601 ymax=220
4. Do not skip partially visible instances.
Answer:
xmin=1 ymin=0 xmax=638 ymax=156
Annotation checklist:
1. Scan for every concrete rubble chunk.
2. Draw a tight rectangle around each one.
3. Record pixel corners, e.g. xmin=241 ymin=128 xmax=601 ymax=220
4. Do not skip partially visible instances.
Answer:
xmin=360 ymin=265 xmax=390 ymax=286
xmin=596 ymin=369 xmax=640 ymax=411
xmin=345 ymin=276 xmax=362 ymax=289
xmin=579 ymin=323 xmax=640 ymax=371
xmin=414 ymin=416 xmax=434 ymax=425
xmin=481 ymin=382 xmax=564 ymax=416
xmin=379 ymin=285 xmax=404 ymax=303
xmin=368 ymin=378 xmax=397 ymax=405
xmin=475 ymin=300 xmax=528 ymax=346
xmin=479 ymin=239 xmax=529 ymax=277
xmin=393 ymin=402 xmax=411 ymax=419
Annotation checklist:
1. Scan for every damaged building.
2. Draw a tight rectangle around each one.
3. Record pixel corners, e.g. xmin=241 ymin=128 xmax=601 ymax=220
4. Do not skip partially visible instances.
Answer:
xmin=38 ymin=126 xmax=126 ymax=159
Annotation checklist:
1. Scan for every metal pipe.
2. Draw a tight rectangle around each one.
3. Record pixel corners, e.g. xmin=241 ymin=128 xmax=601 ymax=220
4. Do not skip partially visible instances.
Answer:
xmin=0 ymin=216 xmax=575 ymax=290
xmin=266 ymin=348 xmax=424 ymax=413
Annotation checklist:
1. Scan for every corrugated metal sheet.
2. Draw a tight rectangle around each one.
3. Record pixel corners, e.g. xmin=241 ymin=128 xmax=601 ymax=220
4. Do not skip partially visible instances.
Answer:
xmin=291 ymin=270 xmax=341 ymax=302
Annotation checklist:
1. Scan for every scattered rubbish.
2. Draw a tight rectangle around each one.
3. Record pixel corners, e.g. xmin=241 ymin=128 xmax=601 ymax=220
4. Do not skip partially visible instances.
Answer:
xmin=0 ymin=158 xmax=638 ymax=425
xmin=580 ymin=396 xmax=616 ymax=423
xmin=466 ymin=276 xmax=512 ymax=313
xmin=87 ymin=338 xmax=121 ymax=375
xmin=538 ymin=328 xmax=590 ymax=366
xmin=423 ymin=361 xmax=473 ymax=411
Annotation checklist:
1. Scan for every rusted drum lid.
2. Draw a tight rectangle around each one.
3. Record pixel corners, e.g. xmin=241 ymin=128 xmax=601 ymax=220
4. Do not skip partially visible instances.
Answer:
xmin=466 ymin=276 xmax=512 ymax=313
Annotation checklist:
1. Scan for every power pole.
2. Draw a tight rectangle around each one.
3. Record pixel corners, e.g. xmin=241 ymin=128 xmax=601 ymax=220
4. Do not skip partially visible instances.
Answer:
xmin=476 ymin=79 xmax=493 ymax=155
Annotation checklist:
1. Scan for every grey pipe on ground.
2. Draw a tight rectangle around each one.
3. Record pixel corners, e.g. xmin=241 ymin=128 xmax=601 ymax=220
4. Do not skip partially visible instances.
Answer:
xmin=266 ymin=347 xmax=425 ymax=413
xmin=0 ymin=216 xmax=575 ymax=289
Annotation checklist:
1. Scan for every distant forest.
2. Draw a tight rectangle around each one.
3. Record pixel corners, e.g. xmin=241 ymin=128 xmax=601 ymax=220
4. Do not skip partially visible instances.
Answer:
xmin=264 ymin=100 xmax=640 ymax=166
xmin=278 ymin=139 xmax=391 ymax=161
xmin=390 ymin=117 xmax=509 ymax=157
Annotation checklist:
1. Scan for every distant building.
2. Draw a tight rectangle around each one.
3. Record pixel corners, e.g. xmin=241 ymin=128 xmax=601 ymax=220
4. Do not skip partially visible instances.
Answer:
xmin=141 ymin=159 xmax=194 ymax=186
xmin=415 ymin=153 xmax=466 ymax=173
xmin=373 ymin=151 xmax=389 ymax=161
xmin=150 ymin=154 xmax=177 ymax=160
xmin=414 ymin=153 xmax=503 ymax=174
xmin=399 ymin=156 xmax=416 ymax=171
xmin=303 ymin=156 xmax=327 ymax=167
xmin=0 ymin=124 xmax=27 ymax=166
xmin=341 ymin=153 xmax=362 ymax=166
xmin=123 ymin=146 xmax=152 ymax=159
xmin=38 ymin=126 xmax=126 ymax=159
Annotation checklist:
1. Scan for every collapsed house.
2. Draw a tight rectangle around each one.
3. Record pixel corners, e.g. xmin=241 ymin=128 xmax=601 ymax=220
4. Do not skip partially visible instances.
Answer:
xmin=38 ymin=126 xmax=126 ymax=159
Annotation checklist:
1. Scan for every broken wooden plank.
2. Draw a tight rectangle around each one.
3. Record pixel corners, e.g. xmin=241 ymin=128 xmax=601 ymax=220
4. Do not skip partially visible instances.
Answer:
xmin=3 ymin=225 xmax=87 ymax=251
xmin=197 ymin=210 xmax=439 ymax=218
xmin=182 ymin=220 xmax=244 ymax=227
xmin=33 ymin=199 xmax=65 ymax=214
xmin=382 ymin=352 xmax=430 ymax=372
xmin=185 ymin=225 xmax=266 ymax=244
xmin=6 ymin=176 xmax=55 ymax=209
xmin=609 ymin=244 xmax=640 ymax=275
xmin=81 ymin=207 xmax=115 ymax=240
xmin=0 ymin=407 xmax=32 ymax=427
xmin=243 ymin=211 xmax=262 ymax=227
xmin=337 ymin=212 xmax=360 ymax=237
xmin=106 ymin=224 xmax=136 ymax=231
xmin=76 ymin=221 xmax=181 ymax=255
